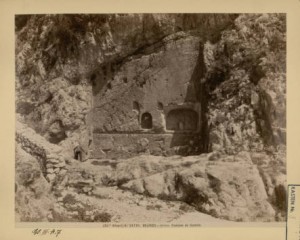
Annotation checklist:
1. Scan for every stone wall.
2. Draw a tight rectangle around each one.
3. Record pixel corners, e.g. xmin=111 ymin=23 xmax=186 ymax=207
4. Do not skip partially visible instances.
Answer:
xmin=91 ymin=133 xmax=200 ymax=159
xmin=16 ymin=120 xmax=68 ymax=182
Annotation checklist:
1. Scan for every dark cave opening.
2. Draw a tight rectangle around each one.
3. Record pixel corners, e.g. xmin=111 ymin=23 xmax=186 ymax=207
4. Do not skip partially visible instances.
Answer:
xmin=141 ymin=112 xmax=152 ymax=129
xmin=166 ymin=109 xmax=198 ymax=131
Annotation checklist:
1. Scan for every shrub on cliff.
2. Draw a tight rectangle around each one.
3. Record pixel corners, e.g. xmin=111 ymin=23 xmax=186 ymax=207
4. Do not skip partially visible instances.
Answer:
xmin=205 ymin=13 xmax=286 ymax=151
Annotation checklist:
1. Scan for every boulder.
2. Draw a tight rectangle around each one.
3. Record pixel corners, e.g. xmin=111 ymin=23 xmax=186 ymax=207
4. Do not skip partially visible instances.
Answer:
xmin=15 ymin=140 xmax=55 ymax=222
xmin=117 ymin=153 xmax=276 ymax=221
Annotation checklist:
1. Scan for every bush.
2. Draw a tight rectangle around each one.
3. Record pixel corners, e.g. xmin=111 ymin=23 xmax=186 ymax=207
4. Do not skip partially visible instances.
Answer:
xmin=62 ymin=194 xmax=77 ymax=205
xmin=93 ymin=212 xmax=112 ymax=222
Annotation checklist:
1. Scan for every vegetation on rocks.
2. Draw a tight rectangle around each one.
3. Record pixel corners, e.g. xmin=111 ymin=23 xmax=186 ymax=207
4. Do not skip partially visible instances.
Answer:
xmin=204 ymin=13 xmax=286 ymax=152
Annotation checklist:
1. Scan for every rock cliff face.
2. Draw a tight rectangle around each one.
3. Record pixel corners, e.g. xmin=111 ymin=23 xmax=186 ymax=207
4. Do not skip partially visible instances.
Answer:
xmin=203 ymin=14 xmax=286 ymax=154
xmin=90 ymin=33 xmax=204 ymax=158
xmin=15 ymin=13 xmax=286 ymax=222
xmin=15 ymin=14 xmax=237 ymax=157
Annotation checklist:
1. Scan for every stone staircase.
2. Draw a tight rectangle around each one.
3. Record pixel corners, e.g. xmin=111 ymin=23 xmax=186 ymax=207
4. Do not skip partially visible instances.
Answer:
xmin=16 ymin=120 xmax=69 ymax=182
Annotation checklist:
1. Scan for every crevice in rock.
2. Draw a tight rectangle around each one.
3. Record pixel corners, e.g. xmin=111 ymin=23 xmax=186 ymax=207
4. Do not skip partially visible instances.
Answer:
xmin=183 ymin=41 xmax=210 ymax=153
xmin=254 ymin=90 xmax=276 ymax=147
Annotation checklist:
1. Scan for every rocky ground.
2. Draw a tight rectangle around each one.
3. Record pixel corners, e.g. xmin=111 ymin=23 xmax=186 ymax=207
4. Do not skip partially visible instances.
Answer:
xmin=15 ymin=138 xmax=226 ymax=223
xmin=15 ymin=120 xmax=286 ymax=223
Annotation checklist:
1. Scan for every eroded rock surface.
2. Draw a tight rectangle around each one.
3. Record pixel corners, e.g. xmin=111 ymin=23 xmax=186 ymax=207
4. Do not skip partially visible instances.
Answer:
xmin=15 ymin=143 xmax=54 ymax=221
xmin=98 ymin=153 xmax=281 ymax=222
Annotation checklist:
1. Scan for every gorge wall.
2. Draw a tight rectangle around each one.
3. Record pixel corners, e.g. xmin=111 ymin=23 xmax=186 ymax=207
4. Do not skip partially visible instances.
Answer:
xmin=15 ymin=14 xmax=238 ymax=158
xmin=15 ymin=13 xmax=286 ymax=159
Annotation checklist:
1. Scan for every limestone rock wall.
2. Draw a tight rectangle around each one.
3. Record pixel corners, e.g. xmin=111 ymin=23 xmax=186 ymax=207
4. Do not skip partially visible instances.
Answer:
xmin=15 ymin=14 xmax=236 ymax=157
xmin=15 ymin=14 xmax=285 ymax=160
xmin=89 ymin=33 xmax=204 ymax=158
xmin=202 ymin=14 xmax=286 ymax=154
xmin=91 ymin=33 xmax=201 ymax=133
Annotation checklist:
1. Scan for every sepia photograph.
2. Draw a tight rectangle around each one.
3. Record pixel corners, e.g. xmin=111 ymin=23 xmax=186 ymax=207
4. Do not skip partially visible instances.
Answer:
xmin=14 ymin=13 xmax=287 ymax=224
